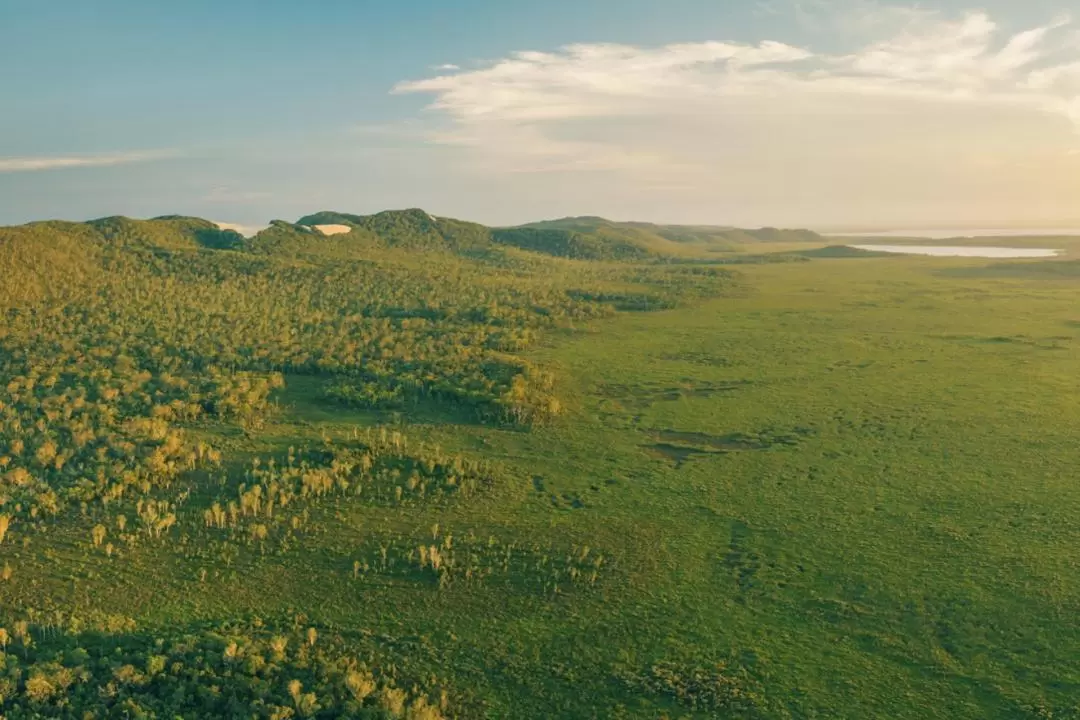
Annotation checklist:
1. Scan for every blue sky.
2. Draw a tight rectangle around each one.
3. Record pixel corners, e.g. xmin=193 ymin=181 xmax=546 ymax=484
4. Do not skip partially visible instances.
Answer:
xmin=2 ymin=0 xmax=1079 ymax=230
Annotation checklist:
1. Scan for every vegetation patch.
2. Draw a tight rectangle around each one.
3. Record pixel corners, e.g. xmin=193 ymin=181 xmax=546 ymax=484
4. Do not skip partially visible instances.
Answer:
xmin=0 ymin=618 xmax=451 ymax=718
xmin=614 ymin=660 xmax=768 ymax=716
xmin=348 ymin=528 xmax=609 ymax=595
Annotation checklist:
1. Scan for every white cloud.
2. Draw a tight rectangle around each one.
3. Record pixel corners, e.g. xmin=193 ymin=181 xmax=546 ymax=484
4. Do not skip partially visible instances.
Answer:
xmin=0 ymin=150 xmax=175 ymax=173
xmin=391 ymin=7 xmax=1080 ymax=226
xmin=433 ymin=63 xmax=461 ymax=71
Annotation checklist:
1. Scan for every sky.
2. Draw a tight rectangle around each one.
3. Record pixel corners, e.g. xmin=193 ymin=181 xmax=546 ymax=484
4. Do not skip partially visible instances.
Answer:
xmin=2 ymin=0 xmax=1080 ymax=232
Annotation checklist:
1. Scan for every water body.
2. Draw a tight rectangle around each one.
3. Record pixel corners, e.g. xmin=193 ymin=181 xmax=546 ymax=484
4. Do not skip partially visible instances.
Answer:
xmin=832 ymin=228 xmax=1080 ymax=239
xmin=849 ymin=245 xmax=1061 ymax=258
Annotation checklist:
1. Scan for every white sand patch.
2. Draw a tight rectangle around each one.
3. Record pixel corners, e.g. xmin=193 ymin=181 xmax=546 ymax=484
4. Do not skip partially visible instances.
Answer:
xmin=850 ymin=245 xmax=1061 ymax=258
xmin=313 ymin=224 xmax=352 ymax=236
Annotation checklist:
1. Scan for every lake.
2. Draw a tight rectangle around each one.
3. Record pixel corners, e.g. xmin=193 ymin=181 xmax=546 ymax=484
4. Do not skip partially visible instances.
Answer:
xmin=849 ymin=245 xmax=1061 ymax=258
xmin=831 ymin=228 xmax=1080 ymax=239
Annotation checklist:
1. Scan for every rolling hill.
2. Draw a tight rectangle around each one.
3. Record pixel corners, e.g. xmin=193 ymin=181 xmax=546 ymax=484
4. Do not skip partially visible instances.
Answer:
xmin=0 ymin=209 xmax=825 ymax=275
xmin=518 ymin=216 xmax=824 ymax=250
xmin=294 ymin=209 xmax=823 ymax=260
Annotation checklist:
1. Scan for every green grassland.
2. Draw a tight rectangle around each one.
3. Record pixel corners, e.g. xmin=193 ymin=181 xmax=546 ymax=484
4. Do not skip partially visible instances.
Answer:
xmin=1 ymin=215 xmax=1079 ymax=718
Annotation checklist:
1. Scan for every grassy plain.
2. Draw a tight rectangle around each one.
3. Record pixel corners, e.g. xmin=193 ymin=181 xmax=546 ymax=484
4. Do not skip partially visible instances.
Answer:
xmin=6 ymin=245 xmax=1080 ymax=717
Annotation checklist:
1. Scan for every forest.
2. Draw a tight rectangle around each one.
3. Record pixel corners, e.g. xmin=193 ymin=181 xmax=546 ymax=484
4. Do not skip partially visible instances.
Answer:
xmin=0 ymin=210 xmax=749 ymax=717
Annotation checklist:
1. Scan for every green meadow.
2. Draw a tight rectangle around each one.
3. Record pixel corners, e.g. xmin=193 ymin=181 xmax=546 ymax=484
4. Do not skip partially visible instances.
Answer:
xmin=1 ymin=215 xmax=1079 ymax=718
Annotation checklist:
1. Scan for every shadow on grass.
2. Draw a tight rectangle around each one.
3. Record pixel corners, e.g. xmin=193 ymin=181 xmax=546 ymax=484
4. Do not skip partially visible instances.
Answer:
xmin=274 ymin=373 xmax=489 ymax=429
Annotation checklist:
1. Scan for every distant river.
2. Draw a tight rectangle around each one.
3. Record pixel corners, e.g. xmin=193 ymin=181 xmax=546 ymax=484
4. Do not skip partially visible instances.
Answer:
xmin=848 ymin=245 xmax=1061 ymax=258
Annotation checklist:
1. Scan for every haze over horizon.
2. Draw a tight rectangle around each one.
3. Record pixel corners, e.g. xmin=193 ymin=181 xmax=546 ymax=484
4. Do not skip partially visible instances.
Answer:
xmin=3 ymin=0 xmax=1080 ymax=230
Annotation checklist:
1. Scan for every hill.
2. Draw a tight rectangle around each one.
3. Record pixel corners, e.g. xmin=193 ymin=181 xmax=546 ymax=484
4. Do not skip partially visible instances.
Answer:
xmin=519 ymin=216 xmax=824 ymax=250
xmin=0 ymin=210 xmax=826 ymax=274
xmin=296 ymin=209 xmax=492 ymax=252
xmin=292 ymin=209 xmax=823 ymax=261
xmin=1 ymin=214 xmax=242 ymax=259
xmin=491 ymin=226 xmax=653 ymax=260
xmin=89 ymin=215 xmax=244 ymax=250
xmin=0 ymin=215 xmax=245 ymax=305
xmin=294 ymin=209 xmax=653 ymax=260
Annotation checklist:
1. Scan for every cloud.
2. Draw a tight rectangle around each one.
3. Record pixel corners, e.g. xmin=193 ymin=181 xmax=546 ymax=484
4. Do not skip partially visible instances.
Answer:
xmin=394 ymin=39 xmax=816 ymax=174
xmin=0 ymin=150 xmax=175 ymax=173
xmin=390 ymin=7 xmax=1080 ymax=225
xmin=432 ymin=64 xmax=461 ymax=71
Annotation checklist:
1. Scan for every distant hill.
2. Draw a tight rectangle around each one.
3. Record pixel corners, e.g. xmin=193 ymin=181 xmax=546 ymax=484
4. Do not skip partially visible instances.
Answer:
xmin=293 ymin=209 xmax=653 ymax=260
xmin=240 ymin=220 xmax=376 ymax=257
xmin=0 ymin=211 xmax=440 ymax=305
xmin=0 ymin=215 xmax=248 ymax=303
xmin=0 ymin=210 xmax=825 ymax=277
xmin=491 ymin=226 xmax=652 ymax=260
xmin=291 ymin=210 xmax=821 ymax=261
xmin=295 ymin=209 xmax=491 ymax=252
xmin=89 ymin=215 xmax=243 ymax=250
xmin=518 ymin=216 xmax=823 ymax=251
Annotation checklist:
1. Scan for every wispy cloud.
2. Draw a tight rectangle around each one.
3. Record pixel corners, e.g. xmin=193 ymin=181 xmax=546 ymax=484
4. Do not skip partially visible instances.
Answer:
xmin=394 ymin=9 xmax=1080 ymax=173
xmin=432 ymin=63 xmax=461 ymax=71
xmin=390 ymin=7 xmax=1080 ymax=225
xmin=0 ymin=150 xmax=176 ymax=173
